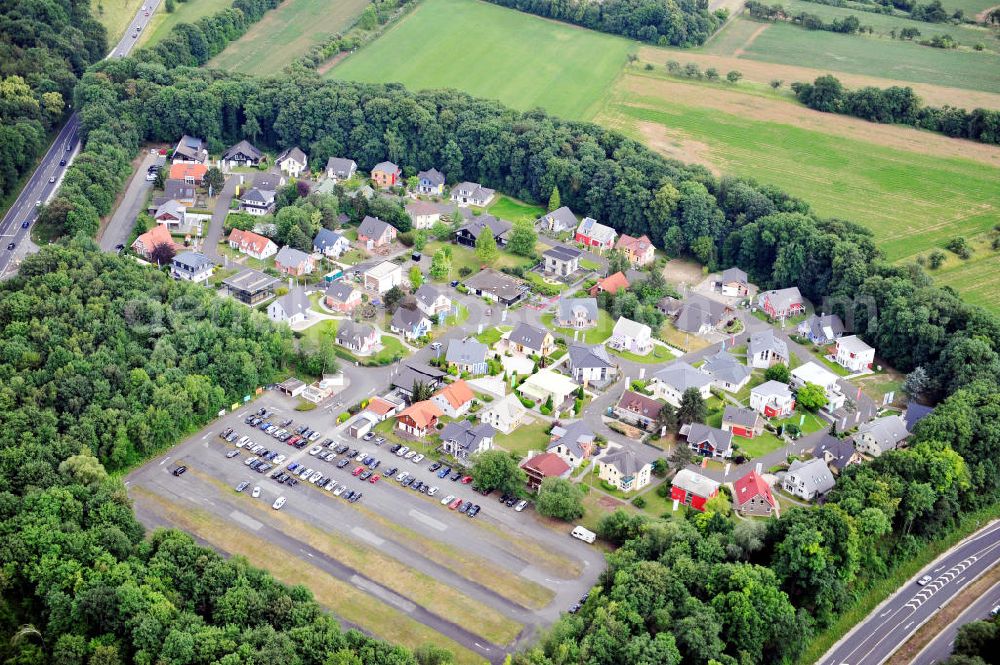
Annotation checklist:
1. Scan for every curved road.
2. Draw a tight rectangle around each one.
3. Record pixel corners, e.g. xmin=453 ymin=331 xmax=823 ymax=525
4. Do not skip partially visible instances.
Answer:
xmin=820 ymin=520 xmax=1000 ymax=665
xmin=0 ymin=0 xmax=162 ymax=276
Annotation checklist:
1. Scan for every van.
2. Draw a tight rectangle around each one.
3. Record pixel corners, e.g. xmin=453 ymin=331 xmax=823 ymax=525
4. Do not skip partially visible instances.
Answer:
xmin=571 ymin=526 xmax=596 ymax=544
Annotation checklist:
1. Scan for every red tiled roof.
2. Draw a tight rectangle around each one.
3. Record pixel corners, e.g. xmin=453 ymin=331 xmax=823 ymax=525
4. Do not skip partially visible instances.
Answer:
xmin=521 ymin=452 xmax=570 ymax=478
xmin=596 ymin=271 xmax=629 ymax=294
xmin=433 ymin=380 xmax=474 ymax=409
xmin=733 ymin=470 xmax=775 ymax=508
xmin=366 ymin=397 xmax=396 ymax=416
xmin=397 ymin=400 xmax=442 ymax=429
xmin=615 ymin=234 xmax=652 ymax=252
xmin=229 ymin=228 xmax=273 ymax=255
xmin=169 ymin=163 xmax=207 ymax=181
xmin=132 ymin=224 xmax=175 ymax=254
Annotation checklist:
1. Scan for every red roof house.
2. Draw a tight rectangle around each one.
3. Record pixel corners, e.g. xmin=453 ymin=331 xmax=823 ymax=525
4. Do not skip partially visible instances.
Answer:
xmin=169 ymin=162 xmax=207 ymax=184
xmin=131 ymin=224 xmax=176 ymax=260
xmin=590 ymin=271 xmax=630 ymax=296
xmin=733 ymin=470 xmax=777 ymax=517
xmin=228 ymin=228 xmax=278 ymax=260
xmin=396 ymin=400 xmax=442 ymax=437
xmin=615 ymin=234 xmax=655 ymax=267
xmin=520 ymin=452 xmax=571 ymax=490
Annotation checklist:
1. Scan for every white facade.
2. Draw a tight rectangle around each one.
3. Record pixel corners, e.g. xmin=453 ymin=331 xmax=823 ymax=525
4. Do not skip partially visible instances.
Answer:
xmin=835 ymin=335 xmax=875 ymax=373
xmin=364 ymin=262 xmax=403 ymax=294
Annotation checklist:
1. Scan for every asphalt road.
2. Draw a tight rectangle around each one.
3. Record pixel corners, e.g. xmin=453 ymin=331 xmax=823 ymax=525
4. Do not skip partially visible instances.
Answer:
xmin=820 ymin=520 xmax=1000 ymax=665
xmin=99 ymin=151 xmax=164 ymax=251
xmin=914 ymin=577 xmax=1000 ymax=664
xmin=0 ymin=0 xmax=162 ymax=274
xmin=126 ymin=389 xmax=604 ymax=663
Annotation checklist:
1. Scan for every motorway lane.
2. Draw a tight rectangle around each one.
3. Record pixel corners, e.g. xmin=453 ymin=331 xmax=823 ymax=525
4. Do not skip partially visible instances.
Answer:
xmin=915 ymin=578 xmax=1000 ymax=664
xmin=0 ymin=0 xmax=163 ymax=276
xmin=820 ymin=520 xmax=1000 ymax=665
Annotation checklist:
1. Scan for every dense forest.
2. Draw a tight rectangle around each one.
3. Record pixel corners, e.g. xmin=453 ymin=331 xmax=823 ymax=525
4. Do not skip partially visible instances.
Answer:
xmin=481 ymin=0 xmax=721 ymax=46
xmin=0 ymin=0 xmax=106 ymax=202
xmin=792 ymin=74 xmax=1000 ymax=144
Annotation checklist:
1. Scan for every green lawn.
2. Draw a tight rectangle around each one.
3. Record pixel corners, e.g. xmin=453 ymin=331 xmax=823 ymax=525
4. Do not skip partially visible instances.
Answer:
xmin=704 ymin=16 xmax=1000 ymax=94
xmin=299 ymin=319 xmax=407 ymax=365
xmin=775 ymin=409 xmax=828 ymax=435
xmin=139 ymin=0 xmax=235 ymax=48
xmin=541 ymin=310 xmax=614 ymax=344
xmin=494 ymin=420 xmax=551 ymax=457
xmin=475 ymin=325 xmax=511 ymax=347
xmin=815 ymin=354 xmax=853 ymax=377
xmin=92 ymin=0 xmax=144 ymax=42
xmin=609 ymin=342 xmax=675 ymax=364
xmin=444 ymin=303 xmax=470 ymax=327
xmin=524 ymin=271 xmax=567 ymax=294
xmin=424 ymin=241 xmax=532 ymax=282
xmin=735 ymin=431 xmax=785 ymax=459
xmin=208 ymin=0 xmax=370 ymax=74
xmin=487 ymin=196 xmax=546 ymax=225
xmin=329 ymin=0 xmax=637 ymax=118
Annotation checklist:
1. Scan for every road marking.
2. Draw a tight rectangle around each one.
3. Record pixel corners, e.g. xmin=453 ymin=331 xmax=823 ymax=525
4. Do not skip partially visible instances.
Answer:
xmin=350 ymin=575 xmax=415 ymax=612
xmin=474 ymin=642 xmax=491 ymax=651
xmin=351 ymin=527 xmax=386 ymax=547
xmin=159 ymin=456 xmax=171 ymax=465
xmin=229 ymin=510 xmax=262 ymax=532
xmin=408 ymin=509 xmax=447 ymax=532
xmin=904 ymin=621 xmax=914 ymax=631
xmin=880 ymin=609 xmax=892 ymax=617
xmin=202 ymin=434 xmax=210 ymax=440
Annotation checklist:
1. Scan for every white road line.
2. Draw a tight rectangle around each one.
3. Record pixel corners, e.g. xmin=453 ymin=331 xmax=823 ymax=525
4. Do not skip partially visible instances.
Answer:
xmin=474 ymin=642 xmax=491 ymax=651
xmin=201 ymin=434 xmax=210 ymax=440
xmin=159 ymin=456 xmax=171 ymax=465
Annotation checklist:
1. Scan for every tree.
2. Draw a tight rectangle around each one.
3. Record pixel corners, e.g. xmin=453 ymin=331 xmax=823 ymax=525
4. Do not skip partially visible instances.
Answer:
xmin=430 ymin=221 xmax=452 ymax=241
xmin=165 ymin=0 xmax=175 ymax=11
xmin=678 ymin=388 xmax=707 ymax=424
xmin=475 ymin=230 xmax=498 ymax=263
xmin=607 ymin=249 xmax=630 ymax=275
xmin=414 ymin=644 xmax=455 ymax=665
xmin=204 ymin=166 xmax=224 ymax=194
xmin=149 ymin=242 xmax=176 ymax=266
xmin=928 ymin=250 xmax=946 ymax=269
xmin=903 ymin=366 xmax=929 ymax=398
xmin=535 ymin=478 xmax=584 ymax=521
xmin=507 ymin=220 xmax=537 ymax=257
xmin=548 ymin=186 xmax=561 ymax=212
xmin=412 ymin=229 xmax=428 ymax=251
xmin=669 ymin=440 xmax=695 ymax=473
xmin=429 ymin=247 xmax=452 ymax=280
xmin=384 ymin=285 xmax=405 ymax=311
xmin=411 ymin=380 xmax=433 ymax=402
xmin=471 ymin=450 xmax=526 ymax=494
xmin=796 ymin=383 xmax=828 ymax=412
xmin=409 ymin=266 xmax=423 ymax=290
xmin=726 ymin=70 xmax=743 ymax=84
xmin=770 ymin=79 xmax=783 ymax=89
xmin=764 ymin=363 xmax=791 ymax=383
xmin=705 ymin=67 xmax=720 ymax=81
xmin=655 ymin=401 xmax=678 ymax=434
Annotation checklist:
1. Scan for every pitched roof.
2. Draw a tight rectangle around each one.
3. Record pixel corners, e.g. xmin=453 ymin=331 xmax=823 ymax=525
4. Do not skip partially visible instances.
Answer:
xmin=595 ymin=271 xmax=629 ymax=294
xmin=615 ymin=234 xmax=653 ymax=253
xmin=433 ymin=380 xmax=475 ymax=409
xmin=612 ymin=316 xmax=651 ymax=340
xmin=366 ymin=396 xmax=398 ymax=416
xmin=576 ymin=217 xmax=616 ymax=243
xmin=358 ymin=215 xmax=395 ymax=239
xmin=154 ymin=198 xmax=185 ymax=219
xmin=415 ymin=284 xmax=446 ymax=309
xmin=601 ymin=448 xmax=647 ymax=477
xmin=786 ymin=458 xmax=836 ymax=495
xmin=325 ymin=281 xmax=359 ymax=303
xmin=548 ymin=421 xmax=595 ymax=458
xmin=758 ymin=287 xmax=803 ymax=312
xmin=336 ymin=320 xmax=375 ymax=345
xmin=482 ymin=393 xmax=527 ymax=422
xmin=904 ymin=401 xmax=934 ymax=432
xmin=749 ymin=330 xmax=788 ymax=360
xmin=446 ymin=338 xmax=488 ymax=366
xmin=372 ymin=161 xmax=400 ymax=174
xmin=722 ymin=405 xmax=762 ymax=430
xmin=521 ymin=452 xmax=570 ymax=478
xmin=392 ymin=305 xmax=429 ymax=330
xmin=417 ymin=168 xmax=446 ymax=186
xmin=681 ymin=422 xmax=733 ymax=455
xmin=837 ymin=334 xmax=874 ymax=354
xmin=811 ymin=434 xmax=858 ymax=471
xmin=440 ymin=420 xmax=495 ymax=450
xmin=568 ymin=343 xmax=614 ymax=370
xmin=173 ymin=135 xmax=205 ymax=160
xmin=451 ymin=181 xmax=495 ymax=201
xmin=458 ymin=215 xmax=512 ymax=241
xmin=675 ymin=294 xmax=730 ymax=333
xmin=275 ymin=289 xmax=310 ymax=318
xmin=398 ymin=400 xmax=443 ymax=429
xmin=543 ymin=245 xmax=582 ymax=263
xmin=326 ymin=157 xmax=356 ymax=176
xmin=855 ymin=415 xmax=909 ymax=452
xmin=463 ymin=269 xmax=529 ymax=301
xmin=253 ymin=171 xmax=284 ymax=190
xmin=275 ymin=246 xmax=311 ymax=268
xmin=169 ymin=163 xmax=207 ymax=181
xmin=802 ymin=313 xmax=845 ymax=341
xmin=508 ymin=322 xmax=549 ymax=352
xmin=616 ymin=390 xmax=663 ymax=419
xmin=406 ymin=199 xmax=451 ymax=217
xmin=702 ymin=350 xmax=752 ymax=385
xmin=133 ymin=224 xmax=175 ymax=252
xmin=229 ymin=228 xmax=274 ymax=255
xmin=222 ymin=139 xmax=262 ymax=161
xmin=276 ymin=146 xmax=307 ymax=165
xmin=392 ymin=363 xmax=446 ymax=392
xmin=733 ymin=471 xmax=775 ymax=508
xmin=538 ymin=206 xmax=576 ymax=229
xmin=654 ymin=361 xmax=713 ymax=392
xmin=240 ymin=188 xmax=273 ymax=205
xmin=557 ymin=298 xmax=598 ymax=322
xmin=163 ymin=179 xmax=195 ymax=200
xmin=314 ymin=228 xmax=347 ymax=251
xmin=672 ymin=469 xmax=719 ymax=497
xmin=752 ymin=380 xmax=794 ymax=400
xmin=173 ymin=251 xmax=213 ymax=271
xmin=721 ymin=266 xmax=748 ymax=285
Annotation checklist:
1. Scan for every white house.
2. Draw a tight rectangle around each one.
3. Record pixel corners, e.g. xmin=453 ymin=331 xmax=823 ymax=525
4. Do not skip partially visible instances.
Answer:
xmin=325 ymin=157 xmax=356 ymax=181
xmin=414 ymin=284 xmax=452 ymax=318
xmin=598 ymin=449 xmax=652 ymax=493
xmin=748 ymin=330 xmax=788 ymax=369
xmin=363 ymin=261 xmax=402 ymax=294
xmin=275 ymin=147 xmax=307 ymax=178
xmin=853 ymin=414 xmax=910 ymax=457
xmin=170 ymin=252 xmax=213 ymax=283
xmin=431 ymin=380 xmax=476 ymax=419
xmin=440 ymin=420 xmax=495 ymax=462
xmin=567 ymin=344 xmax=617 ymax=385
xmin=450 ymin=181 xmax=495 ymax=207
xmin=791 ymin=362 xmax=846 ymax=412
xmin=648 ymin=361 xmax=713 ymax=407
xmin=700 ymin=350 xmax=752 ymax=393
xmin=479 ymin=394 xmax=527 ymax=434
xmin=267 ymin=289 xmax=312 ymax=325
xmin=835 ymin=335 xmax=875 ymax=373
xmin=749 ymin=380 xmax=796 ymax=418
xmin=313 ymin=229 xmax=351 ymax=258
xmin=782 ymin=458 xmax=835 ymax=500
xmin=607 ymin=317 xmax=652 ymax=355
xmin=517 ymin=370 xmax=579 ymax=409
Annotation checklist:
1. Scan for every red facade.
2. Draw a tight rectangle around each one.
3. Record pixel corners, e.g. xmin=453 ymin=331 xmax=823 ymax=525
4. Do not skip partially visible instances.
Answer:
xmin=670 ymin=485 xmax=713 ymax=512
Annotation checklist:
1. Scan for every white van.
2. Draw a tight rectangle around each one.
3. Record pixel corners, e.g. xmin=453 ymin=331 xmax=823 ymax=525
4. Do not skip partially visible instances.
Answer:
xmin=571 ymin=526 xmax=596 ymax=544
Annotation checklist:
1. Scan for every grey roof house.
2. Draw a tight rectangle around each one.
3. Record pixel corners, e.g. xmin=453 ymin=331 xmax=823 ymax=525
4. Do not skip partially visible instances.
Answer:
xmin=812 ymin=434 xmax=862 ymax=473
xmin=782 ymin=458 xmax=836 ymax=500
xmin=440 ymin=420 xmax=496 ymax=461
xmin=445 ymin=339 xmax=489 ymax=375
xmin=547 ymin=421 xmax=595 ymax=467
xmin=543 ymin=245 xmax=582 ymax=276
xmin=417 ymin=168 xmax=446 ymax=194
xmin=455 ymin=215 xmax=512 ymax=248
xmin=537 ymin=206 xmax=577 ymax=233
xmin=701 ymin=350 xmax=752 ymax=392
xmin=567 ymin=343 xmax=617 ymax=386
xmin=675 ymin=294 xmax=734 ymax=334
xmin=748 ymin=330 xmax=789 ymax=369
xmin=556 ymin=297 xmax=599 ymax=329
xmin=853 ymin=414 xmax=910 ymax=458
xmin=313 ymin=228 xmax=350 ymax=257
xmin=325 ymin=157 xmax=357 ymax=181
xmin=680 ymin=422 xmax=733 ymax=458
xmin=221 ymin=139 xmax=263 ymax=166
xmin=799 ymin=313 xmax=846 ymax=345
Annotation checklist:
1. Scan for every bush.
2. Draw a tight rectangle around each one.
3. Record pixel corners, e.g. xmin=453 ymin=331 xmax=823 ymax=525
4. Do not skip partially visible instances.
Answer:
xmin=631 ymin=496 xmax=646 ymax=508
xmin=656 ymin=482 xmax=670 ymax=498
xmin=518 ymin=396 xmax=536 ymax=409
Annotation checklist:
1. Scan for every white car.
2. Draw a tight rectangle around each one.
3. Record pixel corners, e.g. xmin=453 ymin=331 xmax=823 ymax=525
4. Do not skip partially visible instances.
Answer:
xmin=396 ymin=471 xmax=410 ymax=482
xmin=333 ymin=485 xmax=346 ymax=496
xmin=404 ymin=450 xmax=416 ymax=460
xmin=355 ymin=452 xmax=366 ymax=462
xmin=244 ymin=456 xmax=258 ymax=466
xmin=324 ymin=480 xmax=337 ymax=491
xmin=440 ymin=494 xmax=455 ymax=505
xmin=298 ymin=467 xmax=313 ymax=479
xmin=514 ymin=500 xmax=528 ymax=512
xmin=396 ymin=446 xmax=410 ymax=457
xmin=427 ymin=486 xmax=439 ymax=497
xmin=309 ymin=471 xmax=323 ymax=483
xmin=238 ymin=436 xmax=250 ymax=446
xmin=917 ymin=575 xmax=933 ymax=586
xmin=309 ymin=431 xmax=322 ymax=441
xmin=273 ymin=454 xmax=286 ymax=465
xmin=309 ymin=446 xmax=322 ymax=456
xmin=272 ymin=496 xmax=286 ymax=510
xmin=412 ymin=454 xmax=424 ymax=464
xmin=251 ymin=486 xmax=261 ymax=498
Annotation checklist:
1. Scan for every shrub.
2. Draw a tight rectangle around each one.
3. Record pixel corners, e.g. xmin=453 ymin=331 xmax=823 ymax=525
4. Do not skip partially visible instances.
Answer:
xmin=631 ymin=496 xmax=646 ymax=508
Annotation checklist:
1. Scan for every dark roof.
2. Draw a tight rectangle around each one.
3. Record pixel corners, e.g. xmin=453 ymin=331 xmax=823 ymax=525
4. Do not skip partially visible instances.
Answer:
xmin=904 ymin=401 xmax=934 ymax=432
xmin=392 ymin=363 xmax=446 ymax=392
xmin=417 ymin=168 xmax=446 ymax=186
xmin=722 ymin=405 xmax=762 ymax=429
xmin=276 ymin=146 xmax=307 ymax=165
xmin=538 ymin=206 xmax=577 ymax=230
xmin=336 ymin=321 xmax=374 ymax=345
xmin=548 ymin=421 xmax=595 ymax=458
xmin=314 ymin=228 xmax=347 ymax=251
xmin=222 ymin=139 xmax=262 ymax=161
xmin=392 ymin=306 xmax=428 ymax=330
xmin=802 ymin=313 xmax=845 ymax=341
xmin=568 ymin=343 xmax=614 ymax=370
xmin=414 ymin=284 xmax=444 ymax=309
xmin=675 ymin=294 xmax=731 ymax=333
xmin=222 ymin=268 xmax=278 ymax=293
xmin=458 ymin=215 xmax=512 ymax=241
xmin=446 ymin=339 xmax=488 ymax=365
xmin=440 ymin=420 xmax=495 ymax=450
xmin=463 ymin=269 xmax=529 ymax=302
xmin=163 ymin=179 xmax=195 ymax=200
xmin=682 ymin=422 xmax=733 ymax=455
xmin=616 ymin=390 xmax=663 ymax=419
xmin=702 ymin=350 xmax=752 ymax=386
xmin=508 ymin=322 xmax=548 ymax=352
xmin=543 ymin=245 xmax=582 ymax=263
xmin=358 ymin=215 xmax=394 ymax=239
xmin=173 ymin=251 xmax=214 ymax=271
xmin=326 ymin=157 xmax=356 ymax=176
xmin=253 ymin=172 xmax=283 ymax=190
xmin=275 ymin=289 xmax=310 ymax=318
xmin=720 ymin=266 xmax=747 ymax=284
xmin=325 ymin=281 xmax=357 ymax=303
xmin=811 ymin=434 xmax=858 ymax=471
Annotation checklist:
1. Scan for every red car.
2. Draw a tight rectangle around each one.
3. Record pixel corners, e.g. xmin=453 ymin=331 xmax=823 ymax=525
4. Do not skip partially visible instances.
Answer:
xmin=369 ymin=474 xmax=380 ymax=484
xmin=460 ymin=475 xmax=473 ymax=484
xmin=449 ymin=497 xmax=463 ymax=510
xmin=287 ymin=435 xmax=301 ymax=446
xmin=352 ymin=466 xmax=365 ymax=477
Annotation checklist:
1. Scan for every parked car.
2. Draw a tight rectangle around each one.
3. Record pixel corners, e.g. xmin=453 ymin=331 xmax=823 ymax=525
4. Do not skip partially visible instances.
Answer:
xmin=333 ymin=485 xmax=347 ymax=496
xmin=390 ymin=444 xmax=402 ymax=453
xmin=397 ymin=446 xmax=410 ymax=457
xmin=236 ymin=481 xmax=249 ymax=492
xmin=427 ymin=486 xmax=439 ymax=496
xmin=458 ymin=501 xmax=472 ymax=514
xmin=429 ymin=462 xmax=442 ymax=472
xmin=449 ymin=498 xmax=463 ymax=510
xmin=309 ymin=446 xmax=322 ymax=456
xmin=404 ymin=450 xmax=416 ymax=460
xmin=385 ymin=466 xmax=399 ymax=477
xmin=412 ymin=454 xmax=424 ymax=464
xmin=441 ymin=494 xmax=456 ymax=505
xmin=369 ymin=474 xmax=380 ymax=484
xmin=363 ymin=432 xmax=375 ymax=441
xmin=272 ymin=496 xmax=286 ymax=510
xmin=352 ymin=466 xmax=365 ymax=477
xmin=226 ymin=450 xmax=240 ymax=459
xmin=467 ymin=504 xmax=481 ymax=518
xmin=172 ymin=465 xmax=187 ymax=476
xmin=336 ymin=459 xmax=350 ymax=469
xmin=360 ymin=470 xmax=372 ymax=480
xmin=251 ymin=486 xmax=261 ymax=498
xmin=349 ymin=492 xmax=361 ymax=503
xmin=450 ymin=471 xmax=462 ymax=481
xmin=374 ymin=437 xmax=385 ymax=446
xmin=396 ymin=471 xmax=410 ymax=482
xmin=437 ymin=467 xmax=451 ymax=478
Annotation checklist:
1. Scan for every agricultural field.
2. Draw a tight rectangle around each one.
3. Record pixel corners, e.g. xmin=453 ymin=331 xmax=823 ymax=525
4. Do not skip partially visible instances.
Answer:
xmin=208 ymin=0 xmax=370 ymax=74
xmin=138 ymin=0 xmax=234 ymax=47
xmin=701 ymin=15 xmax=1000 ymax=94
xmin=92 ymin=0 xmax=144 ymax=41
xmin=330 ymin=0 xmax=636 ymax=118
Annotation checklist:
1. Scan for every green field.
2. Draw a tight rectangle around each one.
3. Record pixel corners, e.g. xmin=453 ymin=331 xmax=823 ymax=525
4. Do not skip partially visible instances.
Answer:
xmin=330 ymin=0 xmax=636 ymax=118
xmin=139 ymin=0 xmax=235 ymax=47
xmin=705 ymin=17 xmax=1000 ymax=94
xmin=93 ymin=0 xmax=144 ymax=41
xmin=488 ymin=196 xmax=545 ymax=225
xmin=209 ymin=0 xmax=370 ymax=74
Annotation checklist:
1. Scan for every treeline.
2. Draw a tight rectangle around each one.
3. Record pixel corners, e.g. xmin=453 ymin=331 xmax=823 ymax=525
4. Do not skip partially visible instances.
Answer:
xmin=944 ymin=612 xmax=1000 ymax=664
xmin=481 ymin=0 xmax=721 ymax=47
xmin=291 ymin=0 xmax=417 ymax=71
xmin=745 ymin=0 xmax=867 ymax=32
xmin=135 ymin=0 xmax=283 ymax=68
xmin=797 ymin=0 xmax=967 ymax=23
xmin=515 ymin=379 xmax=1000 ymax=665
xmin=792 ymin=75 xmax=1000 ymax=144
xmin=0 ymin=0 xmax=106 ymax=201
xmin=0 ymin=243 xmax=436 ymax=665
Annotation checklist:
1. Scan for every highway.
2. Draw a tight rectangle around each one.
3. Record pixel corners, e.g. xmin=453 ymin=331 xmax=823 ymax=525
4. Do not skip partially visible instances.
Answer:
xmin=914 ymin=578 xmax=1000 ymax=664
xmin=0 ymin=0 xmax=162 ymax=277
xmin=820 ymin=520 xmax=1000 ymax=665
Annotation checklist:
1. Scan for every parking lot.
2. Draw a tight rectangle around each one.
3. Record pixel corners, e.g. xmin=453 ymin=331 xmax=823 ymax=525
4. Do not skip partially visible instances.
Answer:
xmin=127 ymin=390 xmax=604 ymax=664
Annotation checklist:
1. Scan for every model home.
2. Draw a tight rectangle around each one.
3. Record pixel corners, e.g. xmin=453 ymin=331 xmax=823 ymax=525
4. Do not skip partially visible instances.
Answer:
xmin=567 ymin=344 xmax=617 ymax=385
xmin=450 ymin=181 xmax=495 ymax=207
xmin=221 ymin=268 xmax=278 ymax=306
xmin=589 ymin=271 xmax=629 ymax=296
xmin=520 ymin=452 xmax=571 ymax=490
xmin=783 ymin=458 xmax=835 ymax=500
xmin=538 ymin=206 xmax=577 ymax=233
xmin=701 ymin=350 xmax=752 ymax=393
xmin=543 ymin=245 xmax=581 ymax=276
xmin=598 ymin=449 xmax=652 ymax=493
xmin=547 ymin=422 xmax=595 ymax=468
xmin=131 ymin=224 xmax=176 ymax=260
xmin=363 ymin=261 xmax=402 ymax=294
xmin=172 ymin=135 xmax=207 ymax=163
xmin=169 ymin=162 xmax=206 ymax=185
xmin=574 ymin=217 xmax=616 ymax=251
xmin=480 ymin=394 xmax=528 ymax=435
xmin=393 ymin=363 xmax=446 ymax=398
xmin=336 ymin=320 xmax=378 ymax=355
xmin=613 ymin=390 xmax=663 ymax=430
xmin=406 ymin=200 xmax=450 ymax=229
xmin=390 ymin=305 xmax=431 ymax=341
xmin=220 ymin=140 xmax=262 ymax=168
xmin=681 ymin=422 xmax=733 ymax=459
xmin=733 ymin=470 xmax=777 ymax=516
xmin=274 ymin=246 xmax=315 ymax=276
xmin=357 ymin=215 xmax=397 ymax=248
xmin=240 ymin=186 xmax=275 ymax=216
xmin=371 ymin=161 xmax=401 ymax=188
xmin=835 ymin=335 xmax=875 ymax=372
xmin=608 ymin=317 xmax=653 ymax=355
xmin=416 ymin=168 xmax=446 ymax=195
xmin=431 ymin=380 xmax=475 ymax=418
xmin=506 ymin=322 xmax=555 ymax=357
xmin=799 ymin=313 xmax=845 ymax=345
xmin=445 ymin=339 xmax=489 ymax=376
xmin=313 ymin=229 xmax=350 ymax=258
xmin=396 ymin=400 xmax=442 ymax=437
xmin=614 ymin=234 xmax=654 ymax=267
xmin=721 ymin=405 xmax=765 ymax=438
xmin=812 ymin=434 xmax=862 ymax=473
xmin=750 ymin=380 xmax=796 ymax=417
xmin=455 ymin=215 xmax=511 ymax=248
xmin=275 ymin=147 xmax=307 ymax=178
xmin=791 ymin=362 xmax=846 ymax=412
xmin=671 ymin=469 xmax=720 ymax=512
xmin=757 ymin=287 xmax=805 ymax=320
xmin=153 ymin=199 xmax=186 ymax=227
xmin=853 ymin=415 xmax=909 ymax=457
xmin=648 ymin=361 xmax=713 ymax=407
xmin=414 ymin=284 xmax=451 ymax=318
xmin=325 ymin=157 xmax=357 ymax=181
xmin=267 ymin=289 xmax=312 ymax=325
xmin=748 ymin=330 xmax=789 ymax=369
xmin=228 ymin=228 xmax=278 ymax=260
xmin=463 ymin=269 xmax=530 ymax=305
xmin=556 ymin=298 xmax=599 ymax=329
xmin=324 ymin=281 xmax=362 ymax=313
xmin=440 ymin=420 xmax=495 ymax=461
xmin=718 ymin=267 xmax=750 ymax=297
xmin=171 ymin=251 xmax=213 ymax=283
xmin=674 ymin=295 xmax=734 ymax=335
xmin=518 ymin=370 xmax=579 ymax=409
